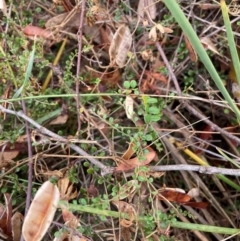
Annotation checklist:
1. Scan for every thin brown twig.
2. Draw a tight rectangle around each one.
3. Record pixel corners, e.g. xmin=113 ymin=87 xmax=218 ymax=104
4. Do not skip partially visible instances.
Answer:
xmin=20 ymin=100 xmax=33 ymax=241
xmin=75 ymin=0 xmax=86 ymax=133
xmin=0 ymin=104 xmax=113 ymax=176
xmin=21 ymin=101 xmax=33 ymax=214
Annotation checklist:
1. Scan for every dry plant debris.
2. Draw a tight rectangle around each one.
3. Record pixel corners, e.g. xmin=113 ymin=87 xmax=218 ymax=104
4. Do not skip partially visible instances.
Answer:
xmin=1 ymin=0 xmax=240 ymax=240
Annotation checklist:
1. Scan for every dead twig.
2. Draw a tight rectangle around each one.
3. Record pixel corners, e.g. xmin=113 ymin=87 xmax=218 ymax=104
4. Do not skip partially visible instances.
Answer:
xmin=75 ymin=0 xmax=86 ymax=133
xmin=148 ymin=164 xmax=240 ymax=176
xmin=0 ymin=104 xmax=113 ymax=176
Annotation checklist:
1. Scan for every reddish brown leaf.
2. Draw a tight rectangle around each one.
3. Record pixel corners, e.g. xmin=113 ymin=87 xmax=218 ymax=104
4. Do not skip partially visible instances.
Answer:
xmin=183 ymin=201 xmax=209 ymax=209
xmin=158 ymin=190 xmax=191 ymax=203
xmin=115 ymin=147 xmax=156 ymax=172
xmin=23 ymin=25 xmax=54 ymax=40
xmin=0 ymin=203 xmax=11 ymax=239
xmin=184 ymin=34 xmax=198 ymax=62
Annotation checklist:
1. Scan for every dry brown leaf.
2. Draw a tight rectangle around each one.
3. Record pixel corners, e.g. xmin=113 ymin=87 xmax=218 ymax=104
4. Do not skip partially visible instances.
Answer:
xmin=58 ymin=177 xmax=78 ymax=201
xmin=109 ymin=25 xmax=132 ymax=68
xmin=99 ymin=26 xmax=113 ymax=52
xmin=11 ymin=212 xmax=23 ymax=241
xmin=125 ymin=96 xmax=134 ymax=119
xmin=122 ymin=142 xmax=136 ymax=160
xmin=141 ymin=49 xmax=154 ymax=61
xmin=115 ymin=147 xmax=156 ymax=172
xmin=45 ymin=12 xmax=79 ymax=28
xmin=148 ymin=26 xmax=157 ymax=42
xmin=45 ymin=12 xmax=102 ymax=44
xmin=137 ymin=0 xmax=156 ymax=20
xmin=183 ymin=34 xmax=198 ymax=62
xmin=158 ymin=189 xmax=191 ymax=203
xmin=187 ymin=188 xmax=200 ymax=199
xmin=61 ymin=207 xmax=79 ymax=228
xmin=114 ymin=180 xmax=138 ymax=200
xmin=148 ymin=171 xmax=165 ymax=179
xmin=22 ymin=181 xmax=60 ymax=241
xmin=121 ymin=227 xmax=132 ymax=241
xmin=49 ymin=114 xmax=69 ymax=125
xmin=111 ymin=201 xmax=135 ymax=227
xmin=0 ymin=150 xmax=19 ymax=163
xmin=149 ymin=24 xmax=173 ymax=42
xmin=200 ymin=37 xmax=221 ymax=56
xmin=23 ymin=25 xmax=54 ymax=40
xmin=0 ymin=203 xmax=11 ymax=239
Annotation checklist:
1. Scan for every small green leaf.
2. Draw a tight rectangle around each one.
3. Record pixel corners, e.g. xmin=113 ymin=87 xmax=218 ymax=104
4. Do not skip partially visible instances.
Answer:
xmin=123 ymin=81 xmax=130 ymax=89
xmin=147 ymin=97 xmax=158 ymax=104
xmin=148 ymin=106 xmax=160 ymax=115
xmin=130 ymin=80 xmax=137 ymax=88
xmin=145 ymin=134 xmax=153 ymax=141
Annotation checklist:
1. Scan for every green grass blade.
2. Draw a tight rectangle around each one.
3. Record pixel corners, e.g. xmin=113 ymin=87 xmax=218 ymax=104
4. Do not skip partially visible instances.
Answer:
xmin=68 ymin=203 xmax=240 ymax=235
xmin=221 ymin=0 xmax=240 ymax=87
xmin=13 ymin=43 xmax=35 ymax=98
xmin=163 ymin=0 xmax=240 ymax=121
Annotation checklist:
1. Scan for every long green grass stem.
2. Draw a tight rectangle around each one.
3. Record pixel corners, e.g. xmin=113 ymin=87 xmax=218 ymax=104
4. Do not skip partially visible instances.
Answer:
xmin=163 ymin=0 xmax=240 ymax=121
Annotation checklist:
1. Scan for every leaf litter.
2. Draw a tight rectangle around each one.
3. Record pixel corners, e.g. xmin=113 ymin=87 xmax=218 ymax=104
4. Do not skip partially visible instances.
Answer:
xmin=0 ymin=0 xmax=240 ymax=240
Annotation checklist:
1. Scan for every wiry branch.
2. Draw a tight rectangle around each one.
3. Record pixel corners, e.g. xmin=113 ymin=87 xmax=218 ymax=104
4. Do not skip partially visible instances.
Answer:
xmin=0 ymin=104 xmax=114 ymax=176
xmin=149 ymin=164 xmax=240 ymax=176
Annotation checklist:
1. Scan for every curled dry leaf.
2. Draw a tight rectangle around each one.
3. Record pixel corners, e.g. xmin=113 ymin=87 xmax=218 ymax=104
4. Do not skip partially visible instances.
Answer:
xmin=115 ymin=147 xmax=156 ymax=172
xmin=49 ymin=114 xmax=69 ymax=125
xmin=148 ymin=24 xmax=173 ymax=42
xmin=122 ymin=142 xmax=136 ymax=160
xmin=99 ymin=25 xmax=113 ymax=52
xmin=158 ymin=189 xmax=191 ymax=203
xmin=111 ymin=201 xmax=135 ymax=227
xmin=58 ymin=177 xmax=77 ymax=201
xmin=113 ymin=180 xmax=138 ymax=200
xmin=109 ymin=25 xmax=132 ymax=68
xmin=158 ymin=188 xmax=208 ymax=209
xmin=141 ymin=49 xmax=154 ymax=61
xmin=22 ymin=181 xmax=60 ymax=241
xmin=187 ymin=188 xmax=200 ymax=199
xmin=23 ymin=25 xmax=54 ymax=40
xmin=61 ymin=207 xmax=79 ymax=228
xmin=125 ymin=96 xmax=134 ymax=119
xmin=200 ymin=37 xmax=221 ymax=56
